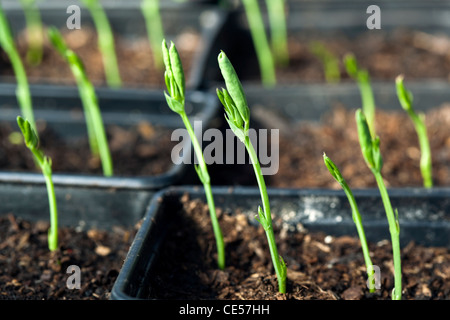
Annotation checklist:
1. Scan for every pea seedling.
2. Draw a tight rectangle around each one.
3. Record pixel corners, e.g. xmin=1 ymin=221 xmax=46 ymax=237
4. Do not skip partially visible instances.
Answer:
xmin=217 ymin=51 xmax=287 ymax=293
xmin=0 ymin=4 xmax=35 ymax=130
xmin=356 ymin=109 xmax=402 ymax=300
xmin=19 ymin=0 xmax=44 ymax=66
xmin=309 ymin=41 xmax=341 ymax=84
xmin=141 ymin=0 xmax=165 ymax=70
xmin=81 ymin=0 xmax=121 ymax=88
xmin=265 ymin=0 xmax=289 ymax=67
xmin=323 ymin=153 xmax=375 ymax=292
xmin=162 ymin=39 xmax=225 ymax=270
xmin=17 ymin=116 xmax=58 ymax=252
xmin=345 ymin=53 xmax=376 ymax=138
xmin=396 ymin=75 xmax=433 ymax=188
xmin=48 ymin=27 xmax=113 ymax=177
xmin=242 ymin=0 xmax=276 ymax=87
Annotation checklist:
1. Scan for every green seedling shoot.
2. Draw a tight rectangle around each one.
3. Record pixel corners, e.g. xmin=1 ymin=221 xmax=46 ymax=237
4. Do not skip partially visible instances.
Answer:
xmin=81 ymin=0 xmax=121 ymax=88
xmin=309 ymin=41 xmax=340 ymax=84
xmin=19 ymin=0 xmax=44 ymax=66
xmin=48 ymin=27 xmax=113 ymax=177
xmin=356 ymin=109 xmax=402 ymax=300
xmin=396 ymin=75 xmax=433 ymax=188
xmin=141 ymin=0 xmax=165 ymax=70
xmin=323 ymin=153 xmax=375 ymax=292
xmin=0 ymin=4 xmax=35 ymax=130
xmin=17 ymin=116 xmax=58 ymax=251
xmin=242 ymin=0 xmax=276 ymax=87
xmin=345 ymin=53 xmax=376 ymax=138
xmin=217 ymin=51 xmax=286 ymax=293
xmin=265 ymin=0 xmax=289 ymax=67
xmin=162 ymin=39 xmax=225 ymax=270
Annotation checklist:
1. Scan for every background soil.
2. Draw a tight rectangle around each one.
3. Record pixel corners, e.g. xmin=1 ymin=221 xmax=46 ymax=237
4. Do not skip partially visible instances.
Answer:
xmin=0 ymin=121 xmax=177 ymax=176
xmin=237 ymin=29 xmax=450 ymax=83
xmin=0 ymin=27 xmax=200 ymax=88
xmin=146 ymin=195 xmax=450 ymax=300
xmin=0 ymin=214 xmax=138 ymax=300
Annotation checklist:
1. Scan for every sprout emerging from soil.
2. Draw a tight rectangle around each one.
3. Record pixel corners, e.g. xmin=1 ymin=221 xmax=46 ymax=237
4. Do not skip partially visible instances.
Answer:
xmin=81 ymin=0 xmax=122 ymax=88
xmin=48 ymin=27 xmax=113 ymax=177
xmin=141 ymin=0 xmax=165 ymax=70
xmin=396 ymin=75 xmax=433 ymax=188
xmin=217 ymin=51 xmax=287 ymax=293
xmin=309 ymin=41 xmax=341 ymax=84
xmin=323 ymin=153 xmax=375 ymax=292
xmin=242 ymin=0 xmax=276 ymax=87
xmin=17 ymin=116 xmax=58 ymax=251
xmin=356 ymin=109 xmax=402 ymax=300
xmin=162 ymin=39 xmax=225 ymax=270
xmin=344 ymin=53 xmax=376 ymax=138
xmin=19 ymin=0 xmax=44 ymax=66
xmin=0 ymin=4 xmax=35 ymax=130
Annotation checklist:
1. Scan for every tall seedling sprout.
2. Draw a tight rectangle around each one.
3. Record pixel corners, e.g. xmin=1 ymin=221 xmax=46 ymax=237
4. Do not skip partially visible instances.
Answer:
xmin=242 ymin=0 xmax=276 ymax=87
xmin=345 ymin=53 xmax=376 ymax=138
xmin=17 ymin=116 xmax=58 ymax=251
xmin=323 ymin=153 xmax=375 ymax=292
xmin=162 ymin=39 xmax=225 ymax=270
xmin=81 ymin=0 xmax=122 ymax=88
xmin=217 ymin=51 xmax=287 ymax=293
xmin=265 ymin=0 xmax=289 ymax=67
xmin=309 ymin=41 xmax=341 ymax=84
xmin=141 ymin=0 xmax=165 ymax=70
xmin=396 ymin=75 xmax=433 ymax=188
xmin=0 ymin=4 xmax=35 ymax=130
xmin=356 ymin=109 xmax=402 ymax=300
xmin=48 ymin=27 xmax=113 ymax=177
xmin=19 ymin=0 xmax=44 ymax=66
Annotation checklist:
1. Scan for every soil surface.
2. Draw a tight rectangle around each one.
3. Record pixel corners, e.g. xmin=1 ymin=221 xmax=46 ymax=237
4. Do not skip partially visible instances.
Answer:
xmin=0 ymin=121 xmax=177 ymax=176
xmin=0 ymin=214 xmax=138 ymax=299
xmin=0 ymin=27 xmax=200 ymax=88
xmin=146 ymin=194 xmax=450 ymax=300
xmin=209 ymin=104 xmax=450 ymax=188
xmin=240 ymin=29 xmax=450 ymax=83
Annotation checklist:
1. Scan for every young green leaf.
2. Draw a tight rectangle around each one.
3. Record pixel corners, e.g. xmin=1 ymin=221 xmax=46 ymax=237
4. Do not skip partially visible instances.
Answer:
xmin=80 ymin=0 xmax=121 ymax=88
xmin=141 ymin=0 xmax=165 ymax=69
xmin=395 ymin=75 xmax=433 ymax=188
xmin=0 ymin=4 xmax=35 ymax=130
xmin=48 ymin=27 xmax=113 ymax=177
xmin=323 ymin=153 xmax=375 ymax=292
xmin=17 ymin=116 xmax=58 ymax=251
xmin=217 ymin=52 xmax=286 ymax=293
xmin=162 ymin=39 xmax=225 ymax=270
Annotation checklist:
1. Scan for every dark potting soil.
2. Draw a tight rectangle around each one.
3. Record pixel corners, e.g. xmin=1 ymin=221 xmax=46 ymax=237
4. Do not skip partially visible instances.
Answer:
xmin=0 ymin=27 xmax=200 ymax=88
xmin=208 ymin=104 xmax=450 ymax=188
xmin=0 ymin=214 xmax=138 ymax=299
xmin=146 ymin=194 xmax=450 ymax=300
xmin=241 ymin=29 xmax=450 ymax=83
xmin=0 ymin=121 xmax=177 ymax=176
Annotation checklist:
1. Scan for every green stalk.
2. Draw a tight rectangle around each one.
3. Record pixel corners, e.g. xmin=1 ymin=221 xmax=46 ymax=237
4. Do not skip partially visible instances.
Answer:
xmin=141 ymin=0 xmax=165 ymax=70
xmin=323 ymin=153 xmax=375 ymax=292
xmin=48 ymin=27 xmax=113 ymax=177
xmin=264 ymin=0 xmax=289 ymax=67
xmin=0 ymin=4 xmax=35 ymax=130
xmin=309 ymin=41 xmax=340 ymax=84
xmin=17 ymin=116 xmax=58 ymax=251
xmin=19 ymin=0 xmax=44 ymax=66
xmin=345 ymin=53 xmax=375 ymax=138
xmin=395 ymin=75 xmax=433 ymax=188
xmin=81 ymin=0 xmax=121 ymax=88
xmin=356 ymin=109 xmax=402 ymax=300
xmin=242 ymin=0 xmax=276 ymax=87
xmin=162 ymin=40 xmax=225 ymax=270
xmin=217 ymin=51 xmax=286 ymax=293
